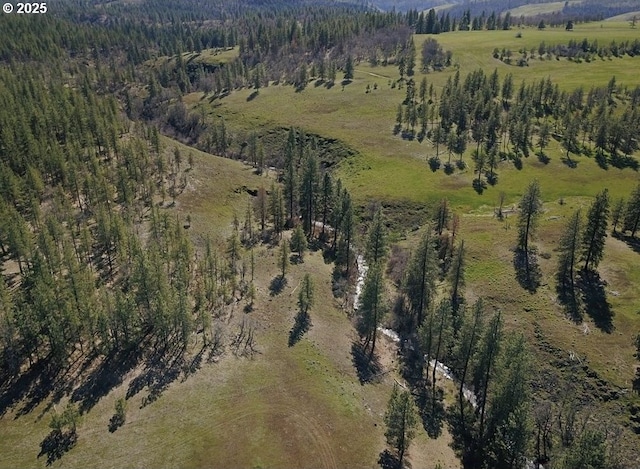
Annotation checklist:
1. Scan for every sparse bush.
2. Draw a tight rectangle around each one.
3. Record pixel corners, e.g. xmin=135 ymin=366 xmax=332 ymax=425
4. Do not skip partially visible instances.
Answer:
xmin=109 ymin=398 xmax=127 ymax=432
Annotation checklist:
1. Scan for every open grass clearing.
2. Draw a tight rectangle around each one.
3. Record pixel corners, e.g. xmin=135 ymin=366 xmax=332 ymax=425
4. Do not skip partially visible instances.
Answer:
xmin=507 ymin=1 xmax=583 ymax=17
xmin=192 ymin=58 xmax=639 ymax=221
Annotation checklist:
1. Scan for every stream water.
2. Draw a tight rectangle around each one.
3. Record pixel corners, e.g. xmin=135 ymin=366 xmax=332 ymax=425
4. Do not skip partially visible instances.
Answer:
xmin=353 ymin=254 xmax=477 ymax=408
xmin=354 ymin=253 xmax=539 ymax=468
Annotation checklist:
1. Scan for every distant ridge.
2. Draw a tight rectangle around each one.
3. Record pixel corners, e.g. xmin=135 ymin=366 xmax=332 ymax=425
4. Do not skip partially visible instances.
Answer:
xmin=358 ymin=0 xmax=640 ymax=20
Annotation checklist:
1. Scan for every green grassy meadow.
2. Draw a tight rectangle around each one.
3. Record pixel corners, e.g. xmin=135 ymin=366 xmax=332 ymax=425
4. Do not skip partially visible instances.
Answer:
xmin=192 ymin=22 xmax=640 ymax=214
xmin=185 ymin=23 xmax=640 ymax=464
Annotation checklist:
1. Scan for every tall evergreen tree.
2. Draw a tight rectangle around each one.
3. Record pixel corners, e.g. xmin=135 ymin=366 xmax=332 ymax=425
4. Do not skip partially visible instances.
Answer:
xmin=319 ymin=172 xmax=333 ymax=241
xmin=283 ymin=128 xmax=298 ymax=222
xmin=517 ymin=180 xmax=543 ymax=254
xmin=449 ymin=240 xmax=466 ymax=317
xmin=366 ymin=208 xmax=387 ymax=264
xmin=484 ymin=334 xmax=531 ymax=469
xmin=581 ymin=189 xmax=610 ymax=271
xmin=290 ymin=224 xmax=307 ymax=261
xmin=611 ymin=198 xmax=625 ymax=234
xmin=425 ymin=299 xmax=452 ymax=412
xmin=298 ymin=273 xmax=314 ymax=314
xmin=300 ymin=152 xmax=319 ymax=236
xmin=474 ymin=311 xmax=503 ymax=440
xmin=404 ymin=228 xmax=437 ymax=329
xmin=557 ymin=210 xmax=582 ymax=295
xmin=623 ymin=184 xmax=640 ymax=237
xmin=279 ymin=238 xmax=290 ymax=279
xmin=344 ymin=55 xmax=354 ymax=81
xmin=359 ymin=262 xmax=385 ymax=360
xmin=452 ymin=299 xmax=484 ymax=447
xmin=384 ymin=385 xmax=419 ymax=467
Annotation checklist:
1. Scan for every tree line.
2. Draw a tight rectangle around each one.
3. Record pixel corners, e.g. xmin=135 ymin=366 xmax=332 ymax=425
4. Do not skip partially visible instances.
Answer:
xmin=495 ymin=37 xmax=640 ymax=68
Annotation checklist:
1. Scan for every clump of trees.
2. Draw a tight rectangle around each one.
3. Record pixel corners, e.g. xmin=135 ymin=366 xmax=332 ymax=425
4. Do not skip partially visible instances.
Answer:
xmin=394 ymin=66 xmax=640 ymax=191
xmin=421 ymin=38 xmax=453 ymax=72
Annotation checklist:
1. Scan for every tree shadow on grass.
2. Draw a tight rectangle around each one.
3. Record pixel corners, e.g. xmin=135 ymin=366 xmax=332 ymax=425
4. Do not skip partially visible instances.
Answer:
xmin=428 ymin=156 xmax=441 ymax=172
xmin=513 ymin=157 xmax=523 ymax=170
xmin=108 ymin=411 xmax=125 ymax=433
xmin=351 ymin=341 xmax=383 ymax=384
xmin=444 ymin=162 xmax=455 ymax=174
xmin=513 ymin=248 xmax=542 ymax=293
xmin=556 ymin=275 xmax=582 ymax=323
xmin=288 ymin=310 xmax=311 ymax=347
xmin=38 ymin=430 xmax=77 ymax=466
xmin=71 ymin=345 xmax=142 ymax=414
xmin=125 ymin=341 xmax=185 ymax=407
xmin=613 ymin=231 xmax=640 ymax=255
xmin=472 ymin=178 xmax=486 ymax=194
xmin=269 ymin=275 xmax=287 ymax=296
xmin=561 ymin=156 xmax=578 ymax=168
xmin=414 ymin=382 xmax=445 ymax=438
xmin=378 ymin=449 xmax=400 ymax=469
xmin=181 ymin=345 xmax=205 ymax=382
xmin=0 ymin=357 xmax=57 ymax=418
xmin=595 ymin=152 xmax=609 ymax=169
xmin=610 ymin=153 xmax=639 ymax=171
xmin=577 ymin=270 xmax=614 ymax=333
xmin=537 ymin=152 xmax=550 ymax=164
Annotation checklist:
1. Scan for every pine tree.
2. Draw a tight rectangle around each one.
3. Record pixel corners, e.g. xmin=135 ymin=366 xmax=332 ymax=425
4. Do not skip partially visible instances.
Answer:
xmin=269 ymin=183 xmax=285 ymax=238
xmin=337 ymin=191 xmax=354 ymax=277
xmin=283 ymin=129 xmax=298 ymax=222
xmin=298 ymin=273 xmax=314 ymax=314
xmin=242 ymin=197 xmax=254 ymax=246
xmin=279 ymin=239 xmax=290 ymax=279
xmin=557 ymin=210 xmax=582 ymax=291
xmin=366 ymin=208 xmax=387 ymax=264
xmin=425 ymin=299 xmax=452 ymax=413
xmin=484 ymin=334 xmax=531 ymax=469
xmin=434 ymin=198 xmax=450 ymax=236
xmin=474 ymin=311 xmax=503 ymax=439
xmin=290 ymin=224 xmax=307 ymax=261
xmin=453 ymin=299 xmax=484 ymax=442
xmin=611 ymin=198 xmax=625 ymax=234
xmin=623 ymin=184 xmax=640 ymax=237
xmin=517 ymin=180 xmax=543 ymax=254
xmin=320 ymin=172 xmax=333 ymax=241
xmin=404 ymin=229 xmax=437 ymax=329
xmin=384 ymin=385 xmax=419 ymax=467
xmin=581 ymin=189 xmax=609 ymax=271
xmin=255 ymin=186 xmax=268 ymax=236
xmin=344 ymin=55 xmax=354 ymax=81
xmin=300 ymin=152 xmax=319 ymax=236
xmin=359 ymin=262 xmax=385 ymax=360
xmin=449 ymin=240 xmax=466 ymax=317
xmin=406 ymin=40 xmax=416 ymax=77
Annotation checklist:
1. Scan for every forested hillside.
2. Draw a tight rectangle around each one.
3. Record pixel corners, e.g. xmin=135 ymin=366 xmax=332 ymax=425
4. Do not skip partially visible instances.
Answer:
xmin=368 ymin=0 xmax=640 ymax=20
xmin=1 ymin=1 xmax=639 ymax=468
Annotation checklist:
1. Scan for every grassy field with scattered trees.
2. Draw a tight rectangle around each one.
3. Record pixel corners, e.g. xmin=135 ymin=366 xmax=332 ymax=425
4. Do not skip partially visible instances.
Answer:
xmin=1 ymin=2 xmax=639 ymax=468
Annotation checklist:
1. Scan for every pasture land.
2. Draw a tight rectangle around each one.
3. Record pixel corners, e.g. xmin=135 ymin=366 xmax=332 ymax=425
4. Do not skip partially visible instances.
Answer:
xmin=186 ymin=23 xmax=640 ymax=465
xmin=193 ymin=22 xmax=640 ymax=215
